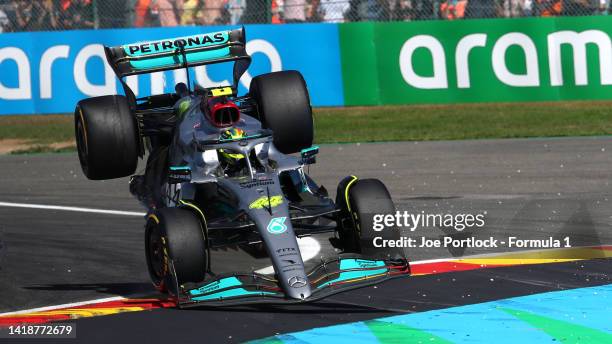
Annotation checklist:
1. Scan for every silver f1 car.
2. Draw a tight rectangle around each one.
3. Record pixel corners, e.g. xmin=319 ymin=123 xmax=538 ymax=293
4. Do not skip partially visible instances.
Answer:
xmin=74 ymin=27 xmax=408 ymax=307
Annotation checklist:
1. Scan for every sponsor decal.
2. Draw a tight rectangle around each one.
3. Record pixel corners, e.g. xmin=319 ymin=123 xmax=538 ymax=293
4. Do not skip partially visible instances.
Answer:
xmin=276 ymin=247 xmax=298 ymax=257
xmin=124 ymin=32 xmax=226 ymax=56
xmin=193 ymin=276 xmax=243 ymax=295
xmin=240 ymin=179 xmax=274 ymax=188
xmin=288 ymin=276 xmax=308 ymax=288
xmin=354 ymin=259 xmax=382 ymax=268
xmin=167 ymin=166 xmax=191 ymax=183
xmin=249 ymin=195 xmax=283 ymax=209
xmin=199 ymin=280 xmax=222 ymax=294
xmin=276 ymin=247 xmax=296 ymax=253
xmin=267 ymin=216 xmax=287 ymax=234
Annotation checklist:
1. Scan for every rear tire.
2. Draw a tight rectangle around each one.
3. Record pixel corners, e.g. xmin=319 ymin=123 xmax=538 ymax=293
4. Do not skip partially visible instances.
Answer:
xmin=145 ymin=208 xmax=207 ymax=294
xmin=75 ymin=95 xmax=139 ymax=180
xmin=249 ymin=70 xmax=313 ymax=154
xmin=336 ymin=177 xmax=404 ymax=258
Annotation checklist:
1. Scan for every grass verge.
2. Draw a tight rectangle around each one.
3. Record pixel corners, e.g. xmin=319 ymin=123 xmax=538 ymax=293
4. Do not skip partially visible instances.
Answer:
xmin=0 ymin=101 xmax=611 ymax=154
xmin=0 ymin=115 xmax=74 ymax=144
xmin=8 ymin=145 xmax=76 ymax=155
xmin=314 ymin=101 xmax=612 ymax=143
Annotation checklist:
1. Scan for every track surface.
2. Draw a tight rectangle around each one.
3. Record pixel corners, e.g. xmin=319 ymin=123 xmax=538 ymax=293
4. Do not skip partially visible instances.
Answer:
xmin=0 ymin=136 xmax=611 ymax=342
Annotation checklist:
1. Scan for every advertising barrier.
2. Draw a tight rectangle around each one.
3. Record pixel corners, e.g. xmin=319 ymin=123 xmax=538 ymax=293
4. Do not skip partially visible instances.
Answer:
xmin=340 ymin=16 xmax=612 ymax=105
xmin=0 ymin=24 xmax=343 ymax=115
xmin=0 ymin=17 xmax=611 ymax=114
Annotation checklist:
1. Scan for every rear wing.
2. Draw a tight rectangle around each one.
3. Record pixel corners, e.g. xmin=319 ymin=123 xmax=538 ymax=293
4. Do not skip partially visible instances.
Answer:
xmin=104 ymin=27 xmax=251 ymax=89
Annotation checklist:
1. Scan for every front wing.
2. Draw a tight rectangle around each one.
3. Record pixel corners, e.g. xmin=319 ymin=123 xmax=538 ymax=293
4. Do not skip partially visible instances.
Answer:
xmin=176 ymin=256 xmax=410 ymax=308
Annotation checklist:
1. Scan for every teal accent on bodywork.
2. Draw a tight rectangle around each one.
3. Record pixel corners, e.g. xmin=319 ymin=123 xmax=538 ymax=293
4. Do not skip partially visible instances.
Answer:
xmin=190 ymin=277 xmax=275 ymax=301
xmin=122 ymin=31 xmax=230 ymax=70
xmin=267 ymin=217 xmax=288 ymax=234
xmin=300 ymin=146 xmax=319 ymax=154
xmin=318 ymin=259 xmax=388 ymax=288
xmin=300 ymin=146 xmax=319 ymax=166
xmin=169 ymin=166 xmax=190 ymax=171
xmin=129 ymin=48 xmax=230 ymax=70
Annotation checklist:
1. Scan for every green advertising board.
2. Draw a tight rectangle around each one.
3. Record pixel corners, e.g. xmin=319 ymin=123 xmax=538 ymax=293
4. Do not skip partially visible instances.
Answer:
xmin=339 ymin=16 xmax=612 ymax=105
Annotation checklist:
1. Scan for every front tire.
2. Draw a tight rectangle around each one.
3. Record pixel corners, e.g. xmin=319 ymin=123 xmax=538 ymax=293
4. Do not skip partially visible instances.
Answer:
xmin=75 ymin=95 xmax=139 ymax=180
xmin=336 ymin=177 xmax=404 ymax=258
xmin=145 ymin=208 xmax=208 ymax=294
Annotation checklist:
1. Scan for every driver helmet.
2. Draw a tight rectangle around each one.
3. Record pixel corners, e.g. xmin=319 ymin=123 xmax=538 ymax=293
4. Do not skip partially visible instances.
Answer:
xmin=218 ymin=128 xmax=246 ymax=165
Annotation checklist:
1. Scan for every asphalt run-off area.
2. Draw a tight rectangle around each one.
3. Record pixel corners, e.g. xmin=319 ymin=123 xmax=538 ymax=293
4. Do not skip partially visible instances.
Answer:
xmin=0 ymin=136 xmax=611 ymax=343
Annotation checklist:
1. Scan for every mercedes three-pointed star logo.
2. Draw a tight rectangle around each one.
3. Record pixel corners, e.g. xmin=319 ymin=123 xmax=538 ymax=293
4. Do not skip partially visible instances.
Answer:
xmin=288 ymin=276 xmax=307 ymax=288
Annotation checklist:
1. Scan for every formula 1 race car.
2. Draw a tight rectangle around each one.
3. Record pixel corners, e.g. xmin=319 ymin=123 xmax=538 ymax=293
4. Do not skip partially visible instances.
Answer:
xmin=74 ymin=27 xmax=409 ymax=307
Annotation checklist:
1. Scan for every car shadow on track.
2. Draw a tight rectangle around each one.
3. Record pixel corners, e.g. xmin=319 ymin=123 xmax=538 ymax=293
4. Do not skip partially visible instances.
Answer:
xmin=184 ymin=301 xmax=397 ymax=315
